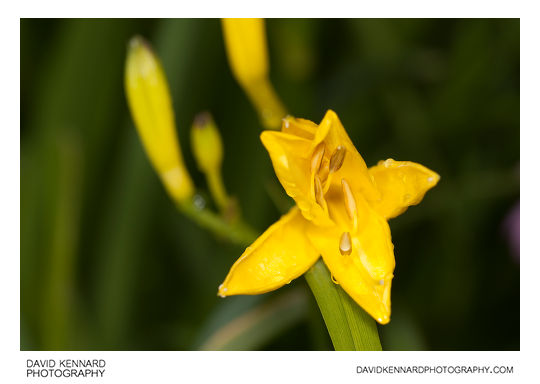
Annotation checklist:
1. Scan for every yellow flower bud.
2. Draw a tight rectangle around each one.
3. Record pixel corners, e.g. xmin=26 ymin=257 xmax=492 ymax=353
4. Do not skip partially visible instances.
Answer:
xmin=190 ymin=112 xmax=223 ymax=174
xmin=125 ymin=36 xmax=194 ymax=202
xmin=221 ymin=18 xmax=286 ymax=129
xmin=191 ymin=112 xmax=229 ymax=211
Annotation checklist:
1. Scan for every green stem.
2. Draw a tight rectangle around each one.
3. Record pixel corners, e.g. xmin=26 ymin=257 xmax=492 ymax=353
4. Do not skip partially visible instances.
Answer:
xmin=177 ymin=199 xmax=257 ymax=245
xmin=305 ymin=259 xmax=382 ymax=351
xmin=206 ymin=170 xmax=229 ymax=212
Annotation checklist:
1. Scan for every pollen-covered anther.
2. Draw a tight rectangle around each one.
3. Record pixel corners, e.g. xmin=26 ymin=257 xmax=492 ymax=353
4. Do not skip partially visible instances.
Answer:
xmin=329 ymin=145 xmax=346 ymax=173
xmin=314 ymin=175 xmax=325 ymax=207
xmin=341 ymin=178 xmax=357 ymax=222
xmin=339 ymin=231 xmax=352 ymax=256
xmin=310 ymin=142 xmax=325 ymax=174
xmin=318 ymin=159 xmax=330 ymax=184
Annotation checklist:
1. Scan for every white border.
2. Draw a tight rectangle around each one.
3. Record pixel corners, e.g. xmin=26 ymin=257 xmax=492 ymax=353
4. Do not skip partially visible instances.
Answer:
xmin=4 ymin=1 xmax=539 ymax=382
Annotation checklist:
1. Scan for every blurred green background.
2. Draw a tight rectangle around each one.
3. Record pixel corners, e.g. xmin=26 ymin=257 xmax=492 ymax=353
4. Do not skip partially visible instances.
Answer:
xmin=20 ymin=19 xmax=519 ymax=351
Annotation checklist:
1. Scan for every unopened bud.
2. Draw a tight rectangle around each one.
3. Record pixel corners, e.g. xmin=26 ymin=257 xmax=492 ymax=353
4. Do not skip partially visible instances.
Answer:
xmin=125 ymin=36 xmax=194 ymax=202
xmin=191 ymin=112 xmax=230 ymax=212
xmin=191 ymin=112 xmax=224 ymax=174
xmin=221 ymin=18 xmax=286 ymax=129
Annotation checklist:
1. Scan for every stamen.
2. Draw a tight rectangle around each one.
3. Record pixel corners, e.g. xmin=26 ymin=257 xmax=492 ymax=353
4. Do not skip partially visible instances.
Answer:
xmin=329 ymin=145 xmax=346 ymax=173
xmin=339 ymin=232 xmax=352 ymax=256
xmin=310 ymin=143 xmax=325 ymax=174
xmin=318 ymin=158 xmax=330 ymax=184
xmin=341 ymin=178 xmax=357 ymax=222
xmin=314 ymin=175 xmax=325 ymax=207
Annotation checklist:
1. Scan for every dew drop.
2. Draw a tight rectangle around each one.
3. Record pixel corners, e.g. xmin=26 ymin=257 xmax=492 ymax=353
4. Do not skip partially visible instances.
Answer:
xmin=331 ymin=275 xmax=339 ymax=285
xmin=218 ymin=285 xmax=228 ymax=298
xmin=339 ymin=232 xmax=352 ymax=255
xmin=193 ymin=194 xmax=206 ymax=210
xmin=384 ymin=158 xmax=395 ymax=168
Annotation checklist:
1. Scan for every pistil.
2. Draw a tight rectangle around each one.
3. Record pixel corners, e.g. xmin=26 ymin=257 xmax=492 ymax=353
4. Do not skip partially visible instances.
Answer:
xmin=341 ymin=178 xmax=358 ymax=230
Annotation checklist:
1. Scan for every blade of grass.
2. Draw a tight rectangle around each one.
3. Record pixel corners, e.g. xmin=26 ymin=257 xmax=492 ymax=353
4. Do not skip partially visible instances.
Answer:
xmin=195 ymin=288 xmax=308 ymax=350
xmin=304 ymin=259 xmax=382 ymax=351
xmin=41 ymin=134 xmax=82 ymax=349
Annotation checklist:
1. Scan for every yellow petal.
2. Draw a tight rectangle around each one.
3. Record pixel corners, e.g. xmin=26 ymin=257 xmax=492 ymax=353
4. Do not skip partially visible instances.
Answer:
xmin=306 ymin=193 xmax=395 ymax=324
xmin=218 ymin=207 xmax=320 ymax=296
xmin=281 ymin=115 xmax=318 ymax=140
xmin=314 ymin=110 xmax=380 ymax=202
xmin=125 ymin=36 xmax=194 ymax=202
xmin=369 ymin=159 xmax=440 ymax=219
xmin=260 ymin=130 xmax=333 ymax=226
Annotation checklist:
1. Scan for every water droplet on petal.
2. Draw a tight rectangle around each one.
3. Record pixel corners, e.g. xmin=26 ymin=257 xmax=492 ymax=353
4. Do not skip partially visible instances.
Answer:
xmin=339 ymin=232 xmax=352 ymax=255
xmin=218 ymin=284 xmax=228 ymax=298
xmin=384 ymin=158 xmax=395 ymax=168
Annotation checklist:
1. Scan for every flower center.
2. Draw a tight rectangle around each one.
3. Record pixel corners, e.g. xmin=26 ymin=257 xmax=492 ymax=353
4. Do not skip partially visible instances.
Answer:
xmin=311 ymin=143 xmax=360 ymax=256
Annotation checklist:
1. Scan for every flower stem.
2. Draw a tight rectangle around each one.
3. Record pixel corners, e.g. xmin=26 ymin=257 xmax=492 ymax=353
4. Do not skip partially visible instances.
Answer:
xmin=176 ymin=199 xmax=258 ymax=245
xmin=206 ymin=169 xmax=229 ymax=212
xmin=304 ymin=259 xmax=382 ymax=351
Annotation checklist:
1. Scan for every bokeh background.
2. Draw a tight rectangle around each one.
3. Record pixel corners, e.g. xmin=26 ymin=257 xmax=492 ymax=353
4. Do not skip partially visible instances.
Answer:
xmin=21 ymin=19 xmax=519 ymax=351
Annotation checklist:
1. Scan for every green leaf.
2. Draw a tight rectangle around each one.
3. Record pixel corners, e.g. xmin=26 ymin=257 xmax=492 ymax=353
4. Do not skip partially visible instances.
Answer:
xmin=194 ymin=288 xmax=308 ymax=350
xmin=304 ymin=259 xmax=382 ymax=351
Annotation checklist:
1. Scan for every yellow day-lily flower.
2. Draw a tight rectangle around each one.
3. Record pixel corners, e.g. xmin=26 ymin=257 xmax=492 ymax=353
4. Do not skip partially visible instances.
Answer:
xmin=218 ymin=110 xmax=439 ymax=324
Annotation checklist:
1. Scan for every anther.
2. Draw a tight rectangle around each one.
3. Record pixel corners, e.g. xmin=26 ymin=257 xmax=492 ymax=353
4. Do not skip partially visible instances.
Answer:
xmin=339 ymin=232 xmax=352 ymax=256
xmin=318 ymin=159 xmax=330 ymax=184
xmin=310 ymin=143 xmax=325 ymax=174
xmin=314 ymin=175 xmax=325 ymax=207
xmin=341 ymin=179 xmax=357 ymax=222
xmin=329 ymin=145 xmax=346 ymax=173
